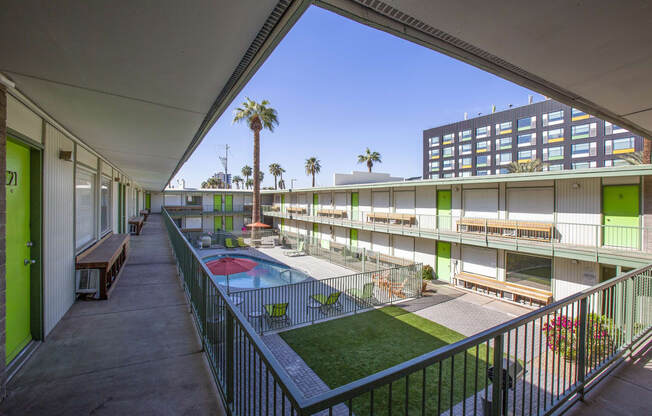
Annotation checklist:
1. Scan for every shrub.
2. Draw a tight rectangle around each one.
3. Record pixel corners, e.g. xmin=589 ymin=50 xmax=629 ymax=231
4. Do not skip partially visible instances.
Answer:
xmin=542 ymin=313 xmax=618 ymax=361
xmin=422 ymin=265 xmax=434 ymax=281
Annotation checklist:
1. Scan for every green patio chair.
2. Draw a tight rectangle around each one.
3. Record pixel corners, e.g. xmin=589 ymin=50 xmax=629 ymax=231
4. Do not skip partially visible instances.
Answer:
xmin=225 ymin=238 xmax=236 ymax=249
xmin=264 ymin=302 xmax=290 ymax=328
xmin=237 ymin=237 xmax=249 ymax=248
xmin=309 ymin=291 xmax=342 ymax=314
xmin=346 ymin=282 xmax=376 ymax=305
xmin=284 ymin=240 xmax=305 ymax=257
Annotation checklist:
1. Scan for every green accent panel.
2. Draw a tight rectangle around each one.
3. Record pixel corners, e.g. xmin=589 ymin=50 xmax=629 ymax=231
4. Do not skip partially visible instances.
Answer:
xmin=280 ymin=218 xmax=285 ymax=232
xmin=145 ymin=192 xmax=151 ymax=210
xmin=281 ymin=194 xmax=285 ymax=212
xmin=603 ymin=185 xmax=640 ymax=249
xmin=350 ymin=229 xmax=358 ymax=249
xmin=437 ymin=190 xmax=452 ymax=230
xmin=351 ymin=192 xmax=359 ymax=221
xmin=214 ymin=194 xmax=222 ymax=212
xmin=214 ymin=216 xmax=223 ymax=231
xmin=224 ymin=216 xmax=234 ymax=232
xmin=436 ymin=241 xmax=451 ymax=283
xmin=6 ymin=140 xmax=32 ymax=363
xmin=313 ymin=193 xmax=319 ymax=215
xmin=225 ymin=194 xmax=233 ymax=211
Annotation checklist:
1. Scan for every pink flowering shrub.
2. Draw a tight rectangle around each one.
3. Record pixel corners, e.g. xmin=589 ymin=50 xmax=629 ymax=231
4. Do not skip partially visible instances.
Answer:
xmin=542 ymin=313 xmax=618 ymax=360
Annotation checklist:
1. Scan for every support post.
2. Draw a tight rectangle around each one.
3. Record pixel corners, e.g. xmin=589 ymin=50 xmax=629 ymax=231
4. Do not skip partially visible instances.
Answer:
xmin=225 ymin=307 xmax=235 ymax=406
xmin=577 ymin=298 xmax=588 ymax=400
xmin=492 ymin=334 xmax=504 ymax=416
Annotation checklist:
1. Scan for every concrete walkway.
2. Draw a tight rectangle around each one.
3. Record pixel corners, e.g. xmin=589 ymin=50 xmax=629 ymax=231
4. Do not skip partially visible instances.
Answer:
xmin=0 ymin=214 xmax=224 ymax=416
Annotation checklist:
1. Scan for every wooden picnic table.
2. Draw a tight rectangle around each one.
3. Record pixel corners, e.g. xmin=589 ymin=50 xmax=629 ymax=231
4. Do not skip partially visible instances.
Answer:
xmin=76 ymin=233 xmax=130 ymax=299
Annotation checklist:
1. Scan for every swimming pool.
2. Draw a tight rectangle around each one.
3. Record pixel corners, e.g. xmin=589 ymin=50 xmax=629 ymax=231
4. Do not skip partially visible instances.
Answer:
xmin=202 ymin=254 xmax=310 ymax=289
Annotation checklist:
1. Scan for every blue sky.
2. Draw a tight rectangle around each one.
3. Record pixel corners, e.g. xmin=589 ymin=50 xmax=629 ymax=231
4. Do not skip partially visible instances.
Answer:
xmin=173 ymin=6 xmax=540 ymax=189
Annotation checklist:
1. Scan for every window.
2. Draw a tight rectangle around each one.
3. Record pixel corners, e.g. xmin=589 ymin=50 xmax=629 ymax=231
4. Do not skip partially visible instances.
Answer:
xmin=429 ymin=148 xmax=440 ymax=159
xmin=477 ymin=169 xmax=491 ymax=176
xmin=572 ymin=161 xmax=597 ymax=169
xmin=517 ymin=133 xmax=536 ymax=147
xmin=571 ymin=142 xmax=597 ymax=158
xmin=571 ymin=108 xmax=589 ymax=121
xmin=542 ymin=128 xmax=565 ymax=143
xmin=476 ymin=154 xmax=490 ymax=167
xmin=506 ymin=252 xmax=552 ymax=291
xmin=497 ymin=152 xmax=512 ymax=165
xmin=443 ymin=146 xmax=454 ymax=157
xmin=443 ymin=159 xmax=455 ymax=170
xmin=429 ymin=161 xmax=439 ymax=171
xmin=517 ymin=149 xmax=536 ymax=162
xmin=460 ymin=129 xmax=472 ymax=141
xmin=496 ymin=137 xmax=512 ymax=150
xmin=186 ymin=195 xmax=202 ymax=206
xmin=76 ymin=168 xmax=96 ymax=249
xmin=497 ymin=167 xmax=510 ymax=175
xmin=459 ymin=143 xmax=472 ymax=155
xmin=604 ymin=121 xmax=628 ymax=135
xmin=517 ymin=116 xmax=536 ymax=131
xmin=100 ymin=176 xmax=111 ymax=234
xmin=605 ymin=137 xmax=636 ymax=155
xmin=476 ymin=140 xmax=491 ymax=152
xmin=459 ymin=157 xmax=472 ymax=168
xmin=429 ymin=136 xmax=440 ymax=147
xmin=545 ymin=164 xmax=563 ymax=171
xmin=543 ymin=146 xmax=564 ymax=161
xmin=542 ymin=110 xmax=564 ymax=126
xmin=495 ymin=121 xmax=512 ymax=135
xmin=443 ymin=133 xmax=455 ymax=144
xmin=460 ymin=171 xmax=473 ymax=177
xmin=476 ymin=125 xmax=490 ymax=139
xmin=605 ymin=159 xmax=628 ymax=167
xmin=442 ymin=172 xmax=454 ymax=178
xmin=571 ymin=123 xmax=597 ymax=139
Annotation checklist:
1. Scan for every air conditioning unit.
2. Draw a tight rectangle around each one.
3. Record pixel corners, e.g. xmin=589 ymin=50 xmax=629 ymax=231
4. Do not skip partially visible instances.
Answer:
xmin=76 ymin=269 xmax=99 ymax=298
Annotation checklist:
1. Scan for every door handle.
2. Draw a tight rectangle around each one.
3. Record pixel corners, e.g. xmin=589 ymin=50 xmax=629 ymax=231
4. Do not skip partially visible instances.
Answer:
xmin=24 ymin=259 xmax=36 ymax=265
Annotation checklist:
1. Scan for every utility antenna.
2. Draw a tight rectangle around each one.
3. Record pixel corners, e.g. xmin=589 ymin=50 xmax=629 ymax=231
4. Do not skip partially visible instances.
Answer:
xmin=219 ymin=144 xmax=230 ymax=188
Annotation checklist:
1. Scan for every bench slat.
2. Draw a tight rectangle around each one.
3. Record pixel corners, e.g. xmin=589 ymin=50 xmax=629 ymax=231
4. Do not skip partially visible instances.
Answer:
xmin=455 ymin=272 xmax=552 ymax=304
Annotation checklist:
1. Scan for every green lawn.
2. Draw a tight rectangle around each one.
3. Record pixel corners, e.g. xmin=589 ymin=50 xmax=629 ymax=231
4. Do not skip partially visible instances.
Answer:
xmin=280 ymin=306 xmax=492 ymax=414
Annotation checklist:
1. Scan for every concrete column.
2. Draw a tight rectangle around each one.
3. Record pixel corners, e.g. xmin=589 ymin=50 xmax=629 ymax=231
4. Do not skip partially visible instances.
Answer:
xmin=0 ymin=84 xmax=7 ymax=400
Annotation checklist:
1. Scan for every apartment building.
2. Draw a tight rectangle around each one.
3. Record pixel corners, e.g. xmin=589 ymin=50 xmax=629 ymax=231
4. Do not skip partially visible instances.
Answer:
xmin=423 ymin=99 xmax=645 ymax=179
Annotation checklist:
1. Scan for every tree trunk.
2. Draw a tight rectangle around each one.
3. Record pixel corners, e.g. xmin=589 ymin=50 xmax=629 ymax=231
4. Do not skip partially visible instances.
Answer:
xmin=274 ymin=175 xmax=277 ymax=190
xmin=312 ymin=173 xmax=315 ymax=187
xmin=367 ymin=160 xmax=372 ymax=172
xmin=644 ymin=137 xmax=652 ymax=164
xmin=253 ymin=129 xmax=261 ymax=223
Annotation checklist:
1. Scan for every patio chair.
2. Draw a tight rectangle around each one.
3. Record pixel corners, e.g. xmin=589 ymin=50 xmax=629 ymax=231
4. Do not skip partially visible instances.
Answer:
xmin=309 ymin=291 xmax=342 ymax=314
xmin=284 ymin=241 xmax=305 ymax=257
xmin=346 ymin=282 xmax=376 ymax=305
xmin=225 ymin=238 xmax=236 ymax=249
xmin=389 ymin=278 xmax=409 ymax=299
xmin=237 ymin=237 xmax=249 ymax=248
xmin=264 ymin=302 xmax=290 ymax=328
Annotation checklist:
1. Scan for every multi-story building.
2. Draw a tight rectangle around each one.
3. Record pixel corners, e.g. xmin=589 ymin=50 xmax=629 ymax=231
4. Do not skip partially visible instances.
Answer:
xmin=423 ymin=99 xmax=645 ymax=179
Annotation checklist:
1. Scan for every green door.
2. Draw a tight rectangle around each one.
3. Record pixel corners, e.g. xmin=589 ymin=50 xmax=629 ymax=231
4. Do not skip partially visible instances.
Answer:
xmin=225 ymin=194 xmax=233 ymax=212
xmin=280 ymin=218 xmax=285 ymax=232
xmin=350 ymin=229 xmax=358 ymax=250
xmin=214 ymin=194 xmax=222 ymax=212
xmin=436 ymin=241 xmax=451 ymax=283
xmin=351 ymin=192 xmax=359 ymax=221
xmin=313 ymin=223 xmax=319 ymax=243
xmin=214 ymin=216 xmax=223 ymax=232
xmin=145 ymin=192 xmax=151 ymax=210
xmin=6 ymin=140 xmax=32 ymax=363
xmin=603 ymin=185 xmax=640 ymax=248
xmin=224 ymin=216 xmax=234 ymax=232
xmin=313 ymin=193 xmax=319 ymax=215
xmin=437 ymin=190 xmax=452 ymax=230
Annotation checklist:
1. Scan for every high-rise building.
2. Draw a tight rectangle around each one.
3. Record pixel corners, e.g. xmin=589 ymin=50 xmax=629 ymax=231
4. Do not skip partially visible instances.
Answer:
xmin=422 ymin=99 xmax=645 ymax=179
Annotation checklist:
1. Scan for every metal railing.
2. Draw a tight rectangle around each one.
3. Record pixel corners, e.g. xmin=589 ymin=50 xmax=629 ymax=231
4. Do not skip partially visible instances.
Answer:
xmin=163 ymin=207 xmax=652 ymax=416
xmin=263 ymin=205 xmax=652 ymax=255
xmin=184 ymin=229 xmax=278 ymax=249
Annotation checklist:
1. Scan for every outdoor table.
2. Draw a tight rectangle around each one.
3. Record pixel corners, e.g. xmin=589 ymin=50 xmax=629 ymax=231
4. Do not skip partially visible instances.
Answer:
xmin=248 ymin=310 xmax=265 ymax=332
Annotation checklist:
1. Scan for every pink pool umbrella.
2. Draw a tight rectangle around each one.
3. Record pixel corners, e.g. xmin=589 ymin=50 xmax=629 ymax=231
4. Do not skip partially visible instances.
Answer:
xmin=206 ymin=257 xmax=258 ymax=294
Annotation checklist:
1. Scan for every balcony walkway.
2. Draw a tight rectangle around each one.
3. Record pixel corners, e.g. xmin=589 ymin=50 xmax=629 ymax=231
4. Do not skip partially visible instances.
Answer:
xmin=0 ymin=214 xmax=224 ymax=415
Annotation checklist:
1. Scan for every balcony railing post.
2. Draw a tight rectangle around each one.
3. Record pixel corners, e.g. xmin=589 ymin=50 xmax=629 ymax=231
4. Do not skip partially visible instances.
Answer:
xmin=491 ymin=333 xmax=504 ymax=416
xmin=626 ymin=278 xmax=635 ymax=345
xmin=577 ymin=297 xmax=588 ymax=400
xmin=201 ymin=271 xmax=208 ymax=352
xmin=225 ymin=307 xmax=235 ymax=406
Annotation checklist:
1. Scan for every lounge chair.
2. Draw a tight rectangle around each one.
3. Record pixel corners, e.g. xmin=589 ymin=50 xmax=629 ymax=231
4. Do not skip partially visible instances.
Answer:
xmin=309 ymin=291 xmax=342 ymax=314
xmin=389 ymin=278 xmax=409 ymax=298
xmin=347 ymin=282 xmax=376 ymax=305
xmin=264 ymin=302 xmax=290 ymax=328
xmin=284 ymin=241 xmax=305 ymax=257
xmin=225 ymin=238 xmax=236 ymax=249
xmin=237 ymin=237 xmax=249 ymax=248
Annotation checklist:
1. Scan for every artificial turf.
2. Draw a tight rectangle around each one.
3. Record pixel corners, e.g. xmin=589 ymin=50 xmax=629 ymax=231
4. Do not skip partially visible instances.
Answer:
xmin=280 ymin=306 xmax=493 ymax=414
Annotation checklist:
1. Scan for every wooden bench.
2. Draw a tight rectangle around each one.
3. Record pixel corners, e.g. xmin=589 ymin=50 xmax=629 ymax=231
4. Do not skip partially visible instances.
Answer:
xmin=317 ymin=208 xmax=347 ymax=218
xmin=457 ymin=218 xmax=553 ymax=241
xmin=76 ymin=233 xmax=130 ymax=299
xmin=455 ymin=272 xmax=552 ymax=306
xmin=367 ymin=212 xmax=416 ymax=226
xmin=139 ymin=209 xmax=150 ymax=221
xmin=375 ymin=253 xmax=413 ymax=267
xmin=287 ymin=206 xmax=307 ymax=214
xmin=270 ymin=205 xmax=280 ymax=212
xmin=128 ymin=216 xmax=144 ymax=235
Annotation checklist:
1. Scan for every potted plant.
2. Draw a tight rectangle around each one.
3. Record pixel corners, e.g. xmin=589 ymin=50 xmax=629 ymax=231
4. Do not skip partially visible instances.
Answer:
xmin=422 ymin=265 xmax=434 ymax=293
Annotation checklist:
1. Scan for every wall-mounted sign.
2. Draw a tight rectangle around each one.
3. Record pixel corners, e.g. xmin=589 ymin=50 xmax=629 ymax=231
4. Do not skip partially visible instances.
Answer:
xmin=6 ymin=170 xmax=18 ymax=186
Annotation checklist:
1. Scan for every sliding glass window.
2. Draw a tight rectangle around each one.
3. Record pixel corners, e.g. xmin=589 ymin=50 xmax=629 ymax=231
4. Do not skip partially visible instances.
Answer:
xmin=506 ymin=252 xmax=552 ymax=291
xmin=100 ymin=175 xmax=112 ymax=235
xmin=76 ymin=168 xmax=97 ymax=250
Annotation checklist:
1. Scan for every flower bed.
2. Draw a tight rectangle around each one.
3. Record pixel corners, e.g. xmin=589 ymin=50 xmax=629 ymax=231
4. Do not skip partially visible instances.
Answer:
xmin=542 ymin=313 xmax=619 ymax=361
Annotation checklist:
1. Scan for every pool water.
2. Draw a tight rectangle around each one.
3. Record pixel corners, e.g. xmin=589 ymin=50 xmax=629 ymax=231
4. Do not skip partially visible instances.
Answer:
xmin=203 ymin=254 xmax=310 ymax=289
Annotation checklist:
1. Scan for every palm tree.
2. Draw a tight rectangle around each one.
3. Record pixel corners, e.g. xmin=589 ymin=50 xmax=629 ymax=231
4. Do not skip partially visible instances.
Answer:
xmin=201 ymin=174 xmax=222 ymax=189
xmin=258 ymin=171 xmax=264 ymax=183
xmin=618 ymin=151 xmax=646 ymax=165
xmin=644 ymin=139 xmax=651 ymax=164
xmin=269 ymin=163 xmax=283 ymax=189
xmin=233 ymin=98 xmax=279 ymax=224
xmin=241 ymin=165 xmax=252 ymax=187
xmin=506 ymin=159 xmax=545 ymax=173
xmin=278 ymin=167 xmax=286 ymax=189
xmin=245 ymin=178 xmax=253 ymax=189
xmin=305 ymin=157 xmax=321 ymax=187
xmin=232 ymin=175 xmax=243 ymax=189
xmin=357 ymin=148 xmax=382 ymax=172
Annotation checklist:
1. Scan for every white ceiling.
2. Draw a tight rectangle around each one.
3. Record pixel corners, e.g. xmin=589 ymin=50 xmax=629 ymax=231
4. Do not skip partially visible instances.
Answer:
xmin=319 ymin=0 xmax=652 ymax=138
xmin=1 ymin=0 xmax=283 ymax=190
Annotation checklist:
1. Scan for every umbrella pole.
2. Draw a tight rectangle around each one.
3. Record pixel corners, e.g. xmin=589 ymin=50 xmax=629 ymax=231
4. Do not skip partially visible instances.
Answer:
xmin=226 ymin=273 xmax=230 ymax=295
